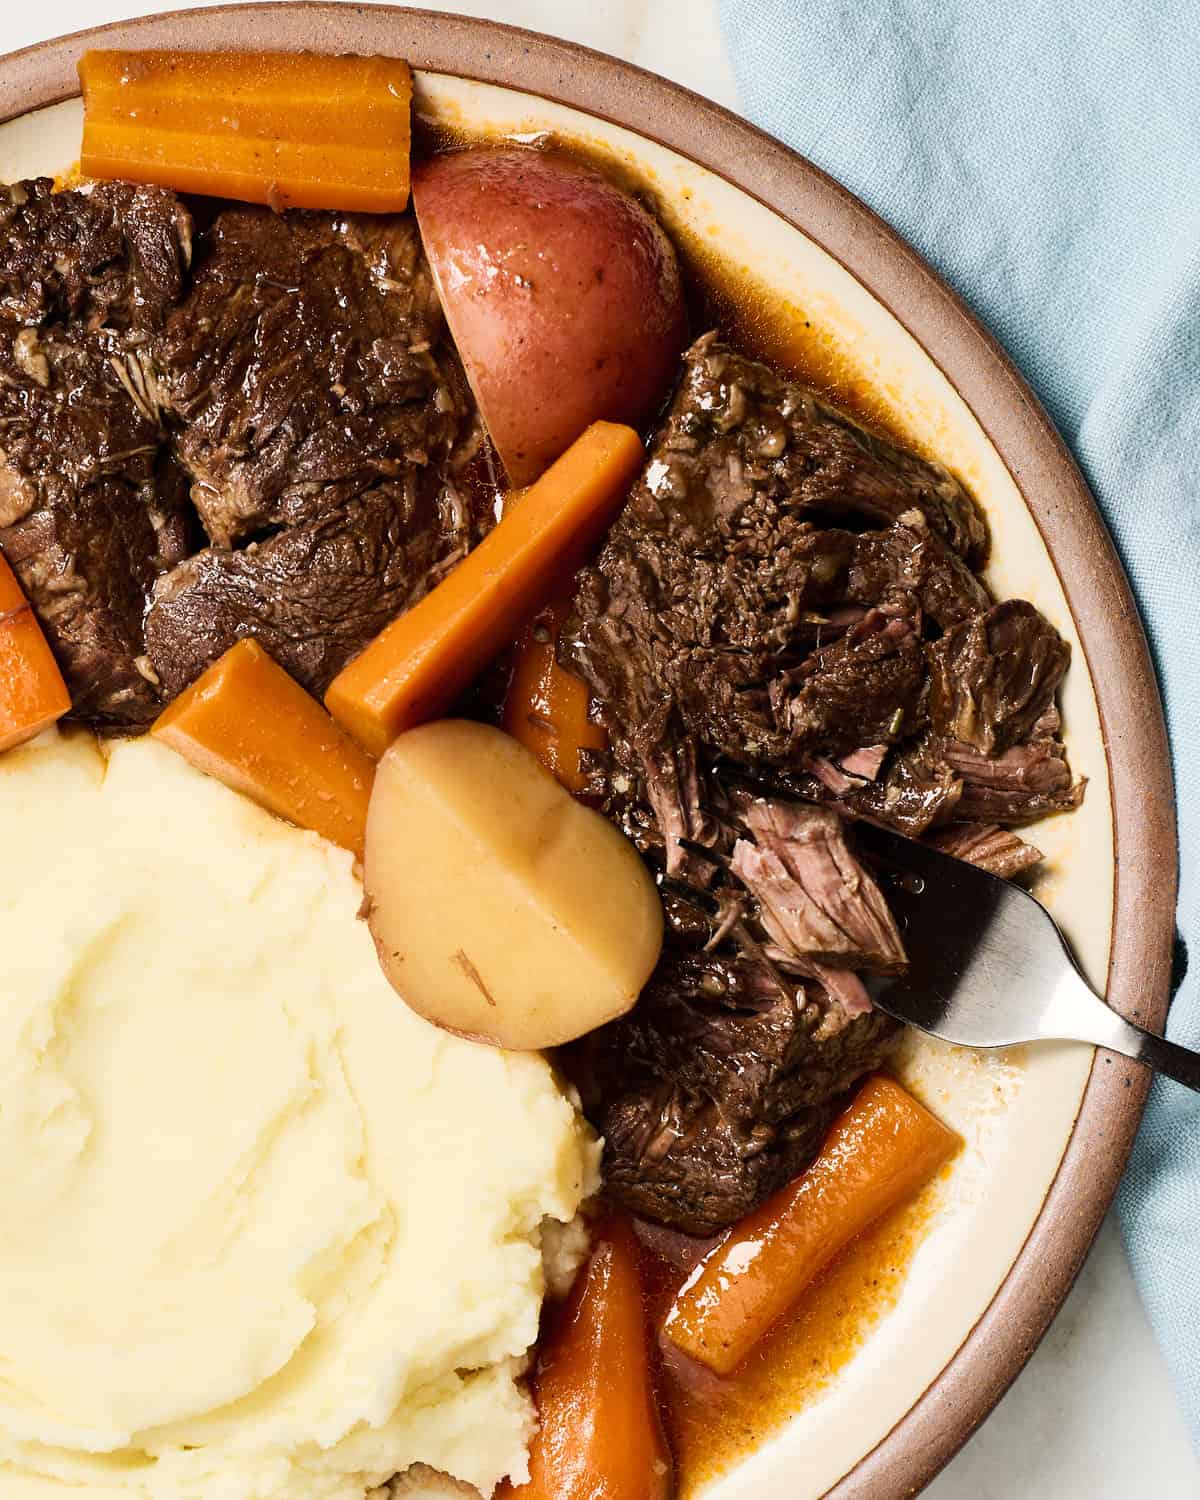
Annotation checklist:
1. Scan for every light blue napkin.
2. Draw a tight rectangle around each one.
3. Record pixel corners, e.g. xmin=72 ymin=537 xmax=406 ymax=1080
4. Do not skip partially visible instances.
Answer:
xmin=717 ymin=0 xmax=1199 ymax=1448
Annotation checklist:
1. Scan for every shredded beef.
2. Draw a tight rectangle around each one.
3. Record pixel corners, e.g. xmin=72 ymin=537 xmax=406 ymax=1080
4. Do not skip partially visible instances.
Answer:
xmin=926 ymin=822 xmax=1044 ymax=879
xmin=565 ymin=333 xmax=1083 ymax=1233
xmin=729 ymin=799 xmax=906 ymax=977
xmin=946 ymin=706 xmax=1086 ymax=823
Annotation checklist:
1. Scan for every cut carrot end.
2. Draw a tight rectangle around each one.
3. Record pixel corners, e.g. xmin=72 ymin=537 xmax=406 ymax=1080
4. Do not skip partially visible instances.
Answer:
xmin=151 ymin=638 xmax=375 ymax=856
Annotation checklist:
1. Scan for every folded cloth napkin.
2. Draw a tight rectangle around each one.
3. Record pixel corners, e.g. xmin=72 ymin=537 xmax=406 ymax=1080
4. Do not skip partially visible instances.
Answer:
xmin=717 ymin=0 xmax=1199 ymax=1448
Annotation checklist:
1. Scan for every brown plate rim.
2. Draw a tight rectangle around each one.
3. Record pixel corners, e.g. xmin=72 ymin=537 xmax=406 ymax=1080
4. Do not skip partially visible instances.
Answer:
xmin=0 ymin=6 xmax=1179 ymax=1496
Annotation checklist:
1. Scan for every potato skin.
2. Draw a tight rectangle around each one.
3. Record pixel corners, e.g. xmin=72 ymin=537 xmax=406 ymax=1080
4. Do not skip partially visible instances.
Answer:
xmin=364 ymin=720 xmax=663 ymax=1051
xmin=413 ymin=147 xmax=687 ymax=486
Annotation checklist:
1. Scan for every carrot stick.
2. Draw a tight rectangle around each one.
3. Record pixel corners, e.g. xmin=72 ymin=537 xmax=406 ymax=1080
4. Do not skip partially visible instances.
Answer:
xmin=78 ymin=50 xmax=413 ymax=213
xmin=0 ymin=554 xmax=71 ymax=752
xmin=504 ymin=1217 xmax=673 ymax=1500
xmin=151 ymin=639 xmax=375 ymax=856
xmin=503 ymin=592 xmax=606 ymax=794
xmin=664 ymin=1075 xmax=960 ymax=1375
xmin=326 ymin=422 xmax=643 ymax=756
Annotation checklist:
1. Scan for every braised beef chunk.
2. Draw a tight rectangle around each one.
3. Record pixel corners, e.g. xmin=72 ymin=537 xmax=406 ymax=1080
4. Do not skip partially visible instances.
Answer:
xmin=566 ymin=781 xmax=904 ymax=1232
xmin=596 ymin=1080 xmax=841 ymax=1238
xmin=627 ymin=331 xmax=986 ymax=561
xmin=929 ymin=600 xmax=1070 ymax=753
xmin=1 ymin=185 xmax=481 ymax=723
xmin=0 ymin=178 xmax=191 ymax=339
xmin=0 ymin=181 xmax=195 ymax=730
xmin=565 ymin=337 xmax=1082 ymax=850
xmin=771 ymin=609 xmax=928 ymax=755
xmin=155 ymin=207 xmax=472 ymax=547
xmin=145 ymin=479 xmax=482 ymax=700
xmin=2 ymin=464 xmax=193 ymax=728
xmin=569 ymin=952 xmax=899 ymax=1235
xmin=564 ymin=334 xmax=992 ymax=861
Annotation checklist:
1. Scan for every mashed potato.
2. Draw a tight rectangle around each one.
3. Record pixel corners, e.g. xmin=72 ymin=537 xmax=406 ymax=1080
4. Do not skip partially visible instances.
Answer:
xmin=0 ymin=733 xmax=599 ymax=1500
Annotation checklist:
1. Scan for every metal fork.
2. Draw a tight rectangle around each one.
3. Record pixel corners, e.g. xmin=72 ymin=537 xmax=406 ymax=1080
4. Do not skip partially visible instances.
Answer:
xmin=857 ymin=824 xmax=1198 ymax=1092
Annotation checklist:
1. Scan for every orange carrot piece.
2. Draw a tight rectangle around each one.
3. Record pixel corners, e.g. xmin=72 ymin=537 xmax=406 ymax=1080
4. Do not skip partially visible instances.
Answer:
xmin=664 ymin=1075 xmax=960 ymax=1375
xmin=503 ymin=593 xmax=606 ymax=794
xmin=504 ymin=1218 xmax=673 ymax=1500
xmin=0 ymin=554 xmax=70 ymax=752
xmin=151 ymin=639 xmax=375 ymax=856
xmin=78 ymin=50 xmax=412 ymax=213
xmin=326 ymin=422 xmax=643 ymax=756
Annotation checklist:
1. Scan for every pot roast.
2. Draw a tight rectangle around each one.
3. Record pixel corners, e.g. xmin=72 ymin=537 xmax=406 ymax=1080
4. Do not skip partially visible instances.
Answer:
xmin=0 ymin=182 xmax=1082 ymax=1237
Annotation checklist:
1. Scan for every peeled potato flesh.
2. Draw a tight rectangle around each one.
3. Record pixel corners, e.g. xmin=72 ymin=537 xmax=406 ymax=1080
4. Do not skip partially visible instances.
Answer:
xmin=364 ymin=719 xmax=663 ymax=1049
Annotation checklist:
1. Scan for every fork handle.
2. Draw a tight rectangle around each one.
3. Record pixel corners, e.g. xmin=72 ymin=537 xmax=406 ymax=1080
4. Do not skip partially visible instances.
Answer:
xmin=1087 ymin=1006 xmax=1200 ymax=1094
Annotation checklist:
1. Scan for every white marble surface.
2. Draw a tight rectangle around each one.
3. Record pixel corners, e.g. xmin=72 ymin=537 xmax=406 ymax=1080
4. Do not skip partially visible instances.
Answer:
xmin=8 ymin=2 xmax=1196 ymax=1496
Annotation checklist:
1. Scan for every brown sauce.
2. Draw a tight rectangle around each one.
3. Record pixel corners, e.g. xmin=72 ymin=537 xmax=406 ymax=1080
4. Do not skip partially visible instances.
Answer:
xmin=411 ymin=119 xmax=918 ymax=452
xmin=410 ymin=124 xmax=949 ymax=1486
xmin=635 ymin=1176 xmax=941 ymax=1496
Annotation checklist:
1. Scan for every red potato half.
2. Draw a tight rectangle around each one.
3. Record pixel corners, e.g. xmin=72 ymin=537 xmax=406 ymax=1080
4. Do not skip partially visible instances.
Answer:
xmin=413 ymin=147 xmax=687 ymax=486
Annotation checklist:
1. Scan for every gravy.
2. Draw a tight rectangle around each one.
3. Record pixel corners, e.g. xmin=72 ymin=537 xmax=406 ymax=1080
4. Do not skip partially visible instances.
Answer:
xmin=636 ymin=1173 xmax=941 ymax=1495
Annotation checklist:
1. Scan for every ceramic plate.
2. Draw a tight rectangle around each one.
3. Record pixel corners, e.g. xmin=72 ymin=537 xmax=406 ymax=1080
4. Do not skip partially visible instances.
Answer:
xmin=0 ymin=7 xmax=1177 ymax=1497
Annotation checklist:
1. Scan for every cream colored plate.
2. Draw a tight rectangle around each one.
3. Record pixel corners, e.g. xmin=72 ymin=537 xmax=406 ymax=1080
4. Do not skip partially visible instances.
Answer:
xmin=0 ymin=88 xmax=1111 ymax=1500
